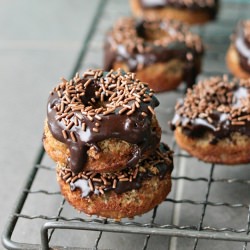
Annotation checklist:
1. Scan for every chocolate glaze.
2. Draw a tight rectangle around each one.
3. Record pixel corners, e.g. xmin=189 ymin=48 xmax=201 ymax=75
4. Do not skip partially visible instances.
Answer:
xmin=235 ymin=21 xmax=250 ymax=73
xmin=171 ymin=111 xmax=250 ymax=144
xmin=104 ymin=19 xmax=203 ymax=88
xmin=70 ymin=143 xmax=173 ymax=197
xmin=47 ymin=71 xmax=160 ymax=174
xmin=171 ymin=82 xmax=250 ymax=144
xmin=139 ymin=0 xmax=218 ymax=19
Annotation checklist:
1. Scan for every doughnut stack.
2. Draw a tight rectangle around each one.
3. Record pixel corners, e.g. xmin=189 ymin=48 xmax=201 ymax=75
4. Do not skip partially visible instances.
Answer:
xmin=43 ymin=68 xmax=173 ymax=219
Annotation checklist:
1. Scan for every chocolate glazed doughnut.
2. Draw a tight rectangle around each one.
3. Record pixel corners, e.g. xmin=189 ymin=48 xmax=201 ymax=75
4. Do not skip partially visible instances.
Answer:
xmin=57 ymin=143 xmax=173 ymax=219
xmin=130 ymin=0 xmax=219 ymax=25
xmin=226 ymin=20 xmax=250 ymax=79
xmin=170 ymin=76 xmax=250 ymax=165
xmin=43 ymin=69 xmax=161 ymax=174
xmin=104 ymin=17 xmax=204 ymax=92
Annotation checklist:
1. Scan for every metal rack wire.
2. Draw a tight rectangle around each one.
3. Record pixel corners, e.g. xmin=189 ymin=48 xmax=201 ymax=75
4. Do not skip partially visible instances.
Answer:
xmin=2 ymin=0 xmax=250 ymax=249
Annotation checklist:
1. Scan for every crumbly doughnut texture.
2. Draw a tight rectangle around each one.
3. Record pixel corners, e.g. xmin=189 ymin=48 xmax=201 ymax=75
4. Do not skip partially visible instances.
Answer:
xmin=130 ymin=0 xmax=217 ymax=25
xmin=226 ymin=45 xmax=250 ymax=79
xmin=175 ymin=127 xmax=250 ymax=164
xmin=43 ymin=115 xmax=161 ymax=173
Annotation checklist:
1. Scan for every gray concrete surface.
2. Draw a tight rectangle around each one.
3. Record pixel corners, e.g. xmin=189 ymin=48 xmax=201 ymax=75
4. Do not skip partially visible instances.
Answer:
xmin=0 ymin=0 xmax=100 ymax=242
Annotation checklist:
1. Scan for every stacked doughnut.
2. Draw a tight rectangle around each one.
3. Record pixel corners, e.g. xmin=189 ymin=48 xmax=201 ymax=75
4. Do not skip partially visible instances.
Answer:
xmin=227 ymin=20 xmax=250 ymax=79
xmin=104 ymin=17 xmax=204 ymax=92
xmin=170 ymin=76 xmax=250 ymax=165
xmin=43 ymin=68 xmax=173 ymax=219
xmin=129 ymin=0 xmax=219 ymax=25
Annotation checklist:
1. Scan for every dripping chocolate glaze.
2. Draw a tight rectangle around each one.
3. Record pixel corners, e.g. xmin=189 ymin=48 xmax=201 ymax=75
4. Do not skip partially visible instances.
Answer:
xmin=47 ymin=70 xmax=160 ymax=174
xmin=170 ymin=77 xmax=250 ymax=144
xmin=235 ymin=21 xmax=250 ymax=73
xmin=139 ymin=0 xmax=219 ymax=18
xmin=69 ymin=143 xmax=173 ymax=197
xmin=104 ymin=19 xmax=203 ymax=88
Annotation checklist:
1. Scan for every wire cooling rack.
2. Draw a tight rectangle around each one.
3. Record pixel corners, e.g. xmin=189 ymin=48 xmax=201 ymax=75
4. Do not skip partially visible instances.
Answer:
xmin=2 ymin=0 xmax=250 ymax=249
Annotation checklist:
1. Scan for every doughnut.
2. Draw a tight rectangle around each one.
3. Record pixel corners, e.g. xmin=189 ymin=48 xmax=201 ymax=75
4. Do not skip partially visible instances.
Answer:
xmin=43 ymin=69 xmax=161 ymax=174
xmin=129 ymin=0 xmax=219 ymax=25
xmin=170 ymin=76 xmax=250 ymax=164
xmin=104 ymin=17 xmax=204 ymax=92
xmin=226 ymin=20 xmax=250 ymax=79
xmin=57 ymin=143 xmax=173 ymax=219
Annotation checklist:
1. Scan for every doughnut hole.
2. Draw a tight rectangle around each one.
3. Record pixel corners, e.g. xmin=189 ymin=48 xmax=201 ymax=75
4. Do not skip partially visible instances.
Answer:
xmin=137 ymin=21 xmax=169 ymax=41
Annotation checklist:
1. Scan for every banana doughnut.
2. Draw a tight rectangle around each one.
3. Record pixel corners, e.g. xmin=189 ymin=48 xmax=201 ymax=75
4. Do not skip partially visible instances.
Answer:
xmin=104 ymin=17 xmax=203 ymax=92
xmin=226 ymin=20 xmax=250 ymax=79
xmin=170 ymin=76 xmax=250 ymax=164
xmin=43 ymin=69 xmax=161 ymax=174
xmin=129 ymin=0 xmax=219 ymax=25
xmin=57 ymin=143 xmax=173 ymax=219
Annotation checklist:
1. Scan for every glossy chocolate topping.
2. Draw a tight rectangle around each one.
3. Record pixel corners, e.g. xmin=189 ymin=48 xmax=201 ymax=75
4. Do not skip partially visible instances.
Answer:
xmin=139 ymin=0 xmax=218 ymax=12
xmin=58 ymin=143 xmax=173 ymax=197
xmin=47 ymin=69 xmax=160 ymax=174
xmin=170 ymin=76 xmax=250 ymax=144
xmin=104 ymin=17 xmax=203 ymax=88
xmin=234 ymin=20 xmax=250 ymax=73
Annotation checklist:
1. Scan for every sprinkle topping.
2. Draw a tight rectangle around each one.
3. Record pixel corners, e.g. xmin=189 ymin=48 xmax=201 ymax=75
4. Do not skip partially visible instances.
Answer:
xmin=58 ymin=144 xmax=173 ymax=197
xmin=109 ymin=17 xmax=203 ymax=54
xmin=171 ymin=76 xmax=250 ymax=141
xmin=51 ymin=69 xmax=156 ymax=134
